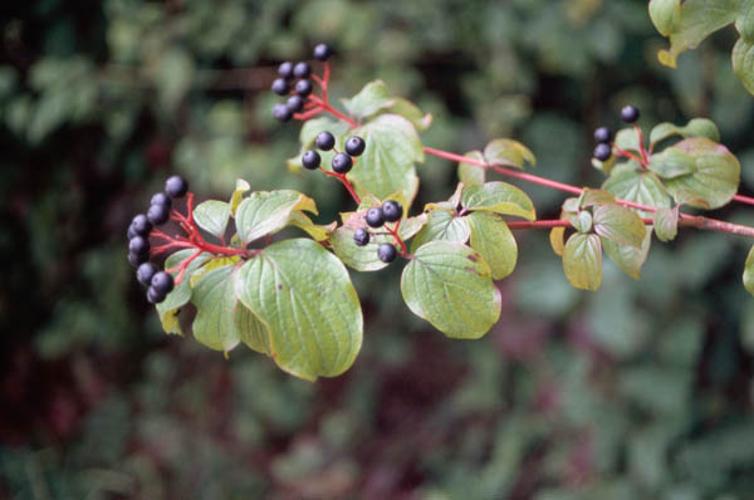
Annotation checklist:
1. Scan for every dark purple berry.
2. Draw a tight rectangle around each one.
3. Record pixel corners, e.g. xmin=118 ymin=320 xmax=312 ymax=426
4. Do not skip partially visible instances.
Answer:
xmin=593 ymin=143 xmax=612 ymax=162
xmin=146 ymin=286 xmax=165 ymax=304
xmin=287 ymin=95 xmax=305 ymax=113
xmin=129 ymin=235 xmax=150 ymax=256
xmin=293 ymin=62 xmax=311 ymax=79
xmin=353 ymin=228 xmax=370 ymax=246
xmin=594 ymin=127 xmax=612 ymax=144
xmin=147 ymin=202 xmax=170 ymax=225
xmin=381 ymin=200 xmax=403 ymax=222
xmin=345 ymin=136 xmax=366 ymax=156
xmin=136 ymin=262 xmax=159 ymax=287
xmin=377 ymin=243 xmax=397 ymax=263
xmin=295 ymin=79 xmax=313 ymax=97
xmin=365 ymin=207 xmax=385 ymax=228
xmin=165 ymin=175 xmax=189 ymax=199
xmin=620 ymin=105 xmax=640 ymax=124
xmin=151 ymin=192 xmax=171 ymax=208
xmin=315 ymin=131 xmax=335 ymax=151
xmin=271 ymin=78 xmax=290 ymax=96
xmin=150 ymin=271 xmax=174 ymax=295
xmin=131 ymin=214 xmax=152 ymax=236
xmin=332 ymin=152 xmax=353 ymax=174
xmin=302 ymin=150 xmax=321 ymax=170
xmin=272 ymin=103 xmax=293 ymax=122
xmin=278 ymin=61 xmax=294 ymax=79
xmin=313 ymin=43 xmax=333 ymax=61
xmin=128 ymin=251 xmax=147 ymax=267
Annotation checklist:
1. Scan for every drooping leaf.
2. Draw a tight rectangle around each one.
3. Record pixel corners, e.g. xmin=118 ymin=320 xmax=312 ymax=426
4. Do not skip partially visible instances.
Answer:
xmin=461 ymin=181 xmax=536 ymax=221
xmin=155 ymin=250 xmax=211 ymax=335
xmin=235 ymin=239 xmax=363 ymax=381
xmin=193 ymin=200 xmax=230 ymax=239
xmin=350 ymin=114 xmax=423 ymax=203
xmin=229 ymin=178 xmax=251 ymax=216
xmin=483 ymin=138 xmax=536 ymax=169
xmin=400 ymin=241 xmax=501 ymax=339
xmin=743 ymin=245 xmax=754 ymax=295
xmin=342 ymin=80 xmax=394 ymax=120
xmin=467 ymin=211 xmax=518 ymax=280
xmin=550 ymin=227 xmax=566 ymax=256
xmin=563 ymin=233 xmax=603 ymax=291
xmin=602 ymin=227 xmax=653 ymax=280
xmin=410 ymin=208 xmax=470 ymax=252
xmin=457 ymin=151 xmax=486 ymax=187
xmin=592 ymin=204 xmax=646 ymax=248
xmin=654 ymin=206 xmax=680 ymax=242
xmin=288 ymin=211 xmax=335 ymax=242
xmin=602 ymin=162 xmax=673 ymax=215
xmin=649 ymin=118 xmax=721 ymax=145
xmin=733 ymin=36 xmax=754 ymax=95
xmin=651 ymin=137 xmax=740 ymax=209
xmin=383 ymin=97 xmax=432 ymax=131
xmin=235 ymin=190 xmax=317 ymax=243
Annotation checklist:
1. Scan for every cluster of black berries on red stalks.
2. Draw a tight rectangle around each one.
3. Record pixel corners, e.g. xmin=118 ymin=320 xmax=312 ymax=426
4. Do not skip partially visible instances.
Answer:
xmin=353 ymin=200 xmax=403 ymax=263
xmin=592 ymin=105 xmax=641 ymax=162
xmin=271 ymin=43 xmax=333 ymax=122
xmin=126 ymin=175 xmax=188 ymax=304
xmin=301 ymin=131 xmax=366 ymax=174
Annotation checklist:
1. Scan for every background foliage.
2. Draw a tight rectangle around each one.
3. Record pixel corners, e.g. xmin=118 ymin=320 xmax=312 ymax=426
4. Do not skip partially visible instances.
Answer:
xmin=2 ymin=0 xmax=754 ymax=498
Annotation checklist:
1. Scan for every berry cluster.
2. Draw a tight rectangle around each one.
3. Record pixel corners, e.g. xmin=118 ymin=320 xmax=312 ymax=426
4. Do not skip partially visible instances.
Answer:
xmin=271 ymin=43 xmax=333 ymax=122
xmin=353 ymin=200 xmax=403 ymax=263
xmin=126 ymin=175 xmax=189 ymax=304
xmin=301 ymin=131 xmax=366 ymax=174
xmin=591 ymin=105 xmax=641 ymax=162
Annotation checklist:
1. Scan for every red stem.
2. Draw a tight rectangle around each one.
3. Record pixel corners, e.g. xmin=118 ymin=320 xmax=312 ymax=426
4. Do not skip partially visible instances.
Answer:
xmin=385 ymin=219 xmax=409 ymax=256
xmin=320 ymin=168 xmax=361 ymax=204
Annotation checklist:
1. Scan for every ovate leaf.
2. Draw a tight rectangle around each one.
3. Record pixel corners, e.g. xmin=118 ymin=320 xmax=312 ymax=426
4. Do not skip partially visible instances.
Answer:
xmin=483 ymin=138 xmax=536 ymax=169
xmin=384 ymin=98 xmax=432 ymax=131
xmin=229 ymin=179 xmax=251 ymax=215
xmin=649 ymin=118 xmax=720 ymax=144
xmin=461 ymin=181 xmax=536 ymax=221
xmin=401 ymin=241 xmax=501 ymax=339
xmin=155 ymin=250 xmax=211 ymax=335
xmin=602 ymin=227 xmax=653 ymax=280
xmin=235 ymin=190 xmax=317 ymax=243
xmin=410 ymin=209 xmax=470 ymax=252
xmin=193 ymin=200 xmax=230 ymax=239
xmin=649 ymin=0 xmax=681 ymax=36
xmin=342 ymin=80 xmax=394 ymax=120
xmin=467 ymin=211 xmax=518 ymax=280
xmin=733 ymin=37 xmax=754 ymax=95
xmin=457 ymin=151 xmax=486 ymax=187
xmin=743 ymin=245 xmax=754 ymax=295
xmin=602 ymin=162 xmax=673 ymax=215
xmin=570 ymin=211 xmax=593 ymax=234
xmin=592 ymin=204 xmax=646 ymax=248
xmin=235 ymin=239 xmax=363 ymax=381
xmin=654 ymin=207 xmax=680 ymax=242
xmin=563 ymin=233 xmax=603 ymax=291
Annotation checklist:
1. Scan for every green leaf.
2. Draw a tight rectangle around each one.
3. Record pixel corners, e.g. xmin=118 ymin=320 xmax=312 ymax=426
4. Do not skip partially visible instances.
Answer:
xmin=461 ymin=181 xmax=536 ymax=221
xmin=342 ymin=80 xmax=394 ymax=120
xmin=350 ymin=114 xmax=423 ymax=203
xmin=743 ymin=245 xmax=754 ymax=295
xmin=733 ymin=37 xmax=754 ymax=94
xmin=235 ymin=239 xmax=362 ymax=381
xmin=235 ymin=190 xmax=317 ymax=243
xmin=563 ymin=233 xmax=603 ymax=291
xmin=229 ymin=178 xmax=251 ymax=216
xmin=155 ymin=250 xmax=211 ymax=335
xmin=653 ymin=137 xmax=740 ymax=209
xmin=592 ymin=204 xmax=646 ymax=248
xmin=649 ymin=0 xmax=681 ymax=36
xmin=191 ymin=262 xmax=266 ymax=354
xmin=580 ymin=188 xmax=616 ymax=207
xmin=457 ymin=151 xmax=486 ymax=187
xmin=602 ymin=227 xmax=653 ymax=280
xmin=615 ymin=128 xmax=642 ymax=153
xmin=331 ymin=213 xmax=426 ymax=272
xmin=400 ymin=241 xmax=501 ymax=339
xmin=384 ymin=97 xmax=432 ymax=131
xmin=193 ymin=200 xmax=230 ymax=239
xmin=550 ymin=227 xmax=566 ymax=256
xmin=483 ymin=138 xmax=536 ymax=169
xmin=649 ymin=118 xmax=720 ymax=144
xmin=288 ymin=211 xmax=335 ymax=242
xmin=467 ymin=211 xmax=518 ymax=280
xmin=602 ymin=162 xmax=673 ymax=215
xmin=410 ymin=208 xmax=470 ymax=252
xmin=569 ymin=211 xmax=593 ymax=234
xmin=654 ymin=207 xmax=680 ymax=242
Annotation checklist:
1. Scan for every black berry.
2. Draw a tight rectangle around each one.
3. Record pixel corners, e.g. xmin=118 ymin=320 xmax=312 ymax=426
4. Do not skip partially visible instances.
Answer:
xmin=365 ymin=207 xmax=385 ymax=228
xmin=147 ymin=202 xmax=170 ymax=225
xmin=381 ymin=200 xmax=403 ymax=222
xmin=146 ymin=286 xmax=165 ymax=304
xmin=128 ymin=251 xmax=147 ymax=267
xmin=353 ymin=228 xmax=370 ymax=246
xmin=345 ymin=136 xmax=366 ymax=156
xmin=271 ymin=78 xmax=290 ymax=96
xmin=131 ymin=214 xmax=152 ymax=236
xmin=278 ymin=61 xmax=294 ymax=79
xmin=315 ymin=131 xmax=335 ymax=151
xmin=287 ymin=95 xmax=305 ymax=113
xmin=295 ymin=79 xmax=313 ymax=97
xmin=150 ymin=271 xmax=174 ymax=295
xmin=593 ymin=143 xmax=612 ymax=161
xmin=272 ymin=103 xmax=293 ymax=122
xmin=313 ymin=43 xmax=333 ymax=61
xmin=302 ymin=150 xmax=321 ymax=170
xmin=377 ymin=243 xmax=397 ymax=263
xmin=151 ymin=192 xmax=171 ymax=208
xmin=165 ymin=175 xmax=189 ymax=199
xmin=620 ymin=105 xmax=640 ymax=124
xmin=332 ymin=153 xmax=353 ymax=174
xmin=293 ymin=62 xmax=311 ymax=79
xmin=129 ymin=235 xmax=150 ymax=255
xmin=594 ymin=127 xmax=612 ymax=144
xmin=136 ymin=262 xmax=159 ymax=287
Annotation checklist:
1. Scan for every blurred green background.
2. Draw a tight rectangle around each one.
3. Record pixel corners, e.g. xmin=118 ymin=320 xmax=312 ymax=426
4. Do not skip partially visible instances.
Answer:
xmin=2 ymin=0 xmax=754 ymax=498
